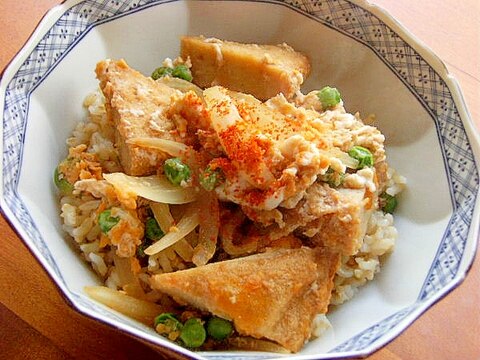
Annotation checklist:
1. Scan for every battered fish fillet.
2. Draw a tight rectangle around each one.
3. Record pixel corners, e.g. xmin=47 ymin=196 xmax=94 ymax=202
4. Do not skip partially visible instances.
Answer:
xmin=181 ymin=36 xmax=310 ymax=101
xmin=96 ymin=59 xmax=178 ymax=176
xmin=150 ymin=247 xmax=339 ymax=352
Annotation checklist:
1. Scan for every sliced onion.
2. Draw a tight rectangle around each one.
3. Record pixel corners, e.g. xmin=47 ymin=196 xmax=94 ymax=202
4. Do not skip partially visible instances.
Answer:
xmin=112 ymin=255 xmax=145 ymax=299
xmin=150 ymin=203 xmax=194 ymax=261
xmin=192 ymin=191 xmax=219 ymax=266
xmin=113 ymin=255 xmax=137 ymax=287
xmin=84 ymin=286 xmax=167 ymax=325
xmin=103 ymin=173 xmax=197 ymax=204
xmin=144 ymin=203 xmax=200 ymax=255
xmin=339 ymin=152 xmax=359 ymax=169
xmin=173 ymin=238 xmax=194 ymax=262
xmin=150 ymin=202 xmax=175 ymax=233
xmin=127 ymin=137 xmax=190 ymax=158
xmin=122 ymin=282 xmax=147 ymax=300
xmin=157 ymin=252 xmax=173 ymax=272
xmin=156 ymin=76 xmax=203 ymax=98
xmin=219 ymin=209 xmax=258 ymax=256
xmin=326 ymin=148 xmax=359 ymax=169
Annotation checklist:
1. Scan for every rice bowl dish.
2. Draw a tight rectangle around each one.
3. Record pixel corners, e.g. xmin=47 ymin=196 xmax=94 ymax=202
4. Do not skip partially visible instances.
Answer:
xmin=1 ymin=0 xmax=479 ymax=358
xmin=56 ymin=36 xmax=405 ymax=353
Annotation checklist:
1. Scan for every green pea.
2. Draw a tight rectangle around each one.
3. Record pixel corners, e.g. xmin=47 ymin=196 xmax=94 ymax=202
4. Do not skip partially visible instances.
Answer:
xmin=137 ymin=242 xmax=148 ymax=258
xmin=151 ymin=66 xmax=173 ymax=80
xmin=199 ymin=166 xmax=222 ymax=191
xmin=98 ymin=209 xmax=120 ymax=234
xmin=317 ymin=86 xmax=341 ymax=109
xmin=145 ymin=217 xmax=164 ymax=241
xmin=206 ymin=317 xmax=233 ymax=340
xmin=151 ymin=65 xmax=193 ymax=82
xmin=171 ymin=64 xmax=193 ymax=82
xmin=164 ymin=158 xmax=191 ymax=186
xmin=348 ymin=146 xmax=374 ymax=169
xmin=180 ymin=318 xmax=206 ymax=348
xmin=381 ymin=193 xmax=398 ymax=214
xmin=154 ymin=313 xmax=183 ymax=332
xmin=320 ymin=167 xmax=345 ymax=188
xmin=53 ymin=166 xmax=74 ymax=195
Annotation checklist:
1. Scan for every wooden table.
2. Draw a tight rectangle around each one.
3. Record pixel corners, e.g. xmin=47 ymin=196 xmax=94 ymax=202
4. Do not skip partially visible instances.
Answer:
xmin=0 ymin=1 xmax=479 ymax=359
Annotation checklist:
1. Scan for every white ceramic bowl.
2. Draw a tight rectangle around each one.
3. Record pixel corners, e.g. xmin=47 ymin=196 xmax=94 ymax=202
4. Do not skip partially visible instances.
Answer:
xmin=1 ymin=0 xmax=479 ymax=359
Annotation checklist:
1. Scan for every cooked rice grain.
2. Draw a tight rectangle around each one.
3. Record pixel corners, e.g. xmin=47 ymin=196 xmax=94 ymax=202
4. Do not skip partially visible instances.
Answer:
xmin=331 ymin=210 xmax=397 ymax=305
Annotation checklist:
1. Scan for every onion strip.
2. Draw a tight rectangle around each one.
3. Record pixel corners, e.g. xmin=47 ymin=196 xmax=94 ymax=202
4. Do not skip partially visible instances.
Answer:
xmin=144 ymin=203 xmax=200 ymax=255
xmin=127 ymin=137 xmax=190 ymax=158
xmin=84 ymin=286 xmax=166 ymax=325
xmin=157 ymin=253 xmax=173 ymax=272
xmin=192 ymin=191 xmax=219 ymax=266
xmin=150 ymin=202 xmax=194 ymax=261
xmin=325 ymin=148 xmax=359 ymax=169
xmin=156 ymin=76 xmax=204 ymax=98
xmin=150 ymin=202 xmax=175 ymax=233
xmin=103 ymin=173 xmax=197 ymax=204
xmin=173 ymin=238 xmax=194 ymax=262
xmin=113 ymin=255 xmax=137 ymax=287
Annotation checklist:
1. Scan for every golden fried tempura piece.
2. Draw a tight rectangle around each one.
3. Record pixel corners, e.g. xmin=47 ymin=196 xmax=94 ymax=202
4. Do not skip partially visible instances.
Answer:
xmin=96 ymin=59 xmax=178 ymax=176
xmin=150 ymin=247 xmax=339 ymax=352
xmin=181 ymin=36 xmax=310 ymax=100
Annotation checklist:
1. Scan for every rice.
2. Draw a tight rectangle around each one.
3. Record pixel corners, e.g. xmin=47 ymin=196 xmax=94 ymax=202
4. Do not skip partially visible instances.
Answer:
xmin=58 ymin=91 xmax=188 ymax=296
xmin=331 ymin=170 xmax=405 ymax=305
xmin=88 ymin=252 xmax=109 ymax=277
xmin=311 ymin=314 xmax=332 ymax=338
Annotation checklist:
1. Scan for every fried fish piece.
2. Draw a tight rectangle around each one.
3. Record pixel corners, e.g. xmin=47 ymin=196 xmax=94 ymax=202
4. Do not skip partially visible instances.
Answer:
xmin=96 ymin=59 xmax=178 ymax=176
xmin=150 ymin=247 xmax=339 ymax=352
xmin=181 ymin=36 xmax=310 ymax=101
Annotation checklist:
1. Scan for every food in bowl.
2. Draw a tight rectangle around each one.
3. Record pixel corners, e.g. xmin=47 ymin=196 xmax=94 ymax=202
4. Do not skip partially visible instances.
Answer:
xmin=55 ymin=36 xmax=405 ymax=353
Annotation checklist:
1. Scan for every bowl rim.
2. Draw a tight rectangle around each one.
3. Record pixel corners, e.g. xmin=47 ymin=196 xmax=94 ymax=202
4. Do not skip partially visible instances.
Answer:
xmin=0 ymin=0 xmax=479 ymax=359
